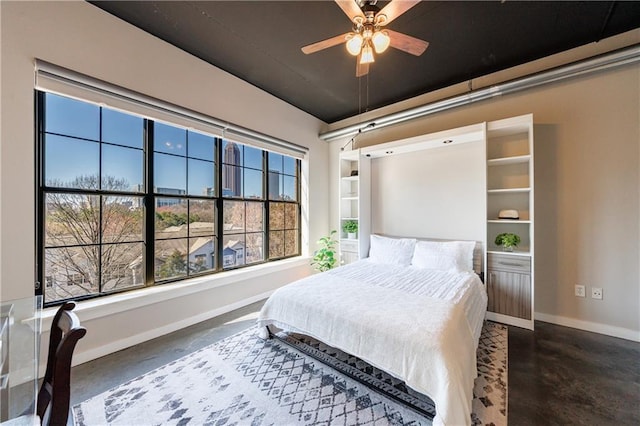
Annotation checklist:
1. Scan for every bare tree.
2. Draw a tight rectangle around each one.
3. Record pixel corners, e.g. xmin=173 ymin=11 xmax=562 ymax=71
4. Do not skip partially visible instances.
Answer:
xmin=45 ymin=175 xmax=143 ymax=301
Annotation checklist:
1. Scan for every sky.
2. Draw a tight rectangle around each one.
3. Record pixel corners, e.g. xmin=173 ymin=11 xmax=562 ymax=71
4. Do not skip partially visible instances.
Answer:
xmin=44 ymin=93 xmax=297 ymax=200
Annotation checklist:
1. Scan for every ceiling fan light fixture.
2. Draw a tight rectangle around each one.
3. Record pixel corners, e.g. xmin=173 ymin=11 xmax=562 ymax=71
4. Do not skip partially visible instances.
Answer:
xmin=300 ymin=0 xmax=428 ymax=77
xmin=360 ymin=42 xmax=375 ymax=64
xmin=346 ymin=33 xmax=363 ymax=56
xmin=372 ymin=30 xmax=390 ymax=53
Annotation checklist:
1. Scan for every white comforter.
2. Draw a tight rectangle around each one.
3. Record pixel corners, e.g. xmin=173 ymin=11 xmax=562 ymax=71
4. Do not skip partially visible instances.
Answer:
xmin=257 ymin=260 xmax=488 ymax=426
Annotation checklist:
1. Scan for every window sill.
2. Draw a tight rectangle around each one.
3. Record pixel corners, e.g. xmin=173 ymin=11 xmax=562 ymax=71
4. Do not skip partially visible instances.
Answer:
xmin=39 ymin=256 xmax=311 ymax=331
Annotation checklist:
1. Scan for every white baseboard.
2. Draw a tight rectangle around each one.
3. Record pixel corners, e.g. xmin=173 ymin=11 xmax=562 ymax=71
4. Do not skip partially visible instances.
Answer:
xmin=535 ymin=312 xmax=640 ymax=342
xmin=69 ymin=290 xmax=275 ymax=369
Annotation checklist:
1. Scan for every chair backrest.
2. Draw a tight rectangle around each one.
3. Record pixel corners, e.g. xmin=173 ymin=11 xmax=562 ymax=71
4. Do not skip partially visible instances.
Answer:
xmin=37 ymin=302 xmax=86 ymax=426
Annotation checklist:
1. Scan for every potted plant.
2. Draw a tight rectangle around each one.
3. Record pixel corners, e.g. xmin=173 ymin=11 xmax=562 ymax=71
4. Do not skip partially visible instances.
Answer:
xmin=494 ymin=232 xmax=521 ymax=252
xmin=342 ymin=220 xmax=358 ymax=239
xmin=311 ymin=230 xmax=338 ymax=272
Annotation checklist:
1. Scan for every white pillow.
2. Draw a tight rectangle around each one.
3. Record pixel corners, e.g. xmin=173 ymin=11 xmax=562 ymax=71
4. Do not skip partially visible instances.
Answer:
xmin=369 ymin=235 xmax=417 ymax=266
xmin=411 ymin=240 xmax=476 ymax=272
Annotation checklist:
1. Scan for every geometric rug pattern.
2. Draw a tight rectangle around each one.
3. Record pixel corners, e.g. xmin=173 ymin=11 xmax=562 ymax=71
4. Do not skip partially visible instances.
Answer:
xmin=471 ymin=321 xmax=508 ymax=426
xmin=73 ymin=322 xmax=507 ymax=426
xmin=278 ymin=321 xmax=507 ymax=426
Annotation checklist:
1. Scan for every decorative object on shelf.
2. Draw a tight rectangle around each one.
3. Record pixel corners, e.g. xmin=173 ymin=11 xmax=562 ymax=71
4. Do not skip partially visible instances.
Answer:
xmin=350 ymin=170 xmax=359 ymax=176
xmin=494 ymin=233 xmax=521 ymax=252
xmin=342 ymin=220 xmax=358 ymax=239
xmin=498 ymin=209 xmax=519 ymax=220
xmin=311 ymin=230 xmax=339 ymax=272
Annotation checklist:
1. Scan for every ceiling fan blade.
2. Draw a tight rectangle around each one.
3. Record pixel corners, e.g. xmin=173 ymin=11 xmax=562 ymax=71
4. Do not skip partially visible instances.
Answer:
xmin=386 ymin=29 xmax=429 ymax=56
xmin=335 ymin=0 xmax=364 ymax=23
xmin=376 ymin=0 xmax=420 ymax=26
xmin=356 ymin=55 xmax=369 ymax=77
xmin=301 ymin=33 xmax=350 ymax=54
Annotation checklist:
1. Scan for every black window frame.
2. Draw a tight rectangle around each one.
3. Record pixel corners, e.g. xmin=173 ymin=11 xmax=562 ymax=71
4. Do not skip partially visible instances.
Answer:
xmin=36 ymin=91 xmax=302 ymax=307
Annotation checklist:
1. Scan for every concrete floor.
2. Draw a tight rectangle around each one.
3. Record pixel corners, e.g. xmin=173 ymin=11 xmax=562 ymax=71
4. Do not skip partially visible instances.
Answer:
xmin=70 ymin=301 xmax=640 ymax=425
xmin=508 ymin=321 xmax=640 ymax=425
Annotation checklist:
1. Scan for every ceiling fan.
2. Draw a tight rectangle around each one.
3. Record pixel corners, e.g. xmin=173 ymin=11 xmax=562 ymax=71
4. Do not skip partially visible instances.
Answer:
xmin=301 ymin=0 xmax=429 ymax=77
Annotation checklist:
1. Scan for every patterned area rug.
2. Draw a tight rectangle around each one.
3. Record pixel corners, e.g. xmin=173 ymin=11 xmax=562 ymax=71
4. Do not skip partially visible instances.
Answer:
xmin=472 ymin=322 xmax=508 ymax=426
xmin=73 ymin=322 xmax=507 ymax=426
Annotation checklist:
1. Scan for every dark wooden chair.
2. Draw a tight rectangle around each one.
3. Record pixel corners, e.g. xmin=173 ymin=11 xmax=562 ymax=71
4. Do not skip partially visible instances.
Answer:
xmin=36 ymin=302 xmax=87 ymax=425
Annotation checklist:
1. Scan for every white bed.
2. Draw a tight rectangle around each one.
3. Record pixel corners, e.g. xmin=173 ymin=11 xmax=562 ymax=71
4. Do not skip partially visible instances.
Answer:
xmin=257 ymin=237 xmax=488 ymax=426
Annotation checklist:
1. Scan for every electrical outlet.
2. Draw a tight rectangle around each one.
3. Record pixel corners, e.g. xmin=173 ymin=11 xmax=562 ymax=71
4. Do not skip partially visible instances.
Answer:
xmin=575 ymin=285 xmax=586 ymax=298
xmin=591 ymin=287 xmax=603 ymax=300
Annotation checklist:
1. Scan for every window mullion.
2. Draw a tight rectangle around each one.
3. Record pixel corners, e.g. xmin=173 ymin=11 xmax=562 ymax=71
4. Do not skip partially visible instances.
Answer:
xmin=297 ymin=160 xmax=302 ymax=258
xmin=97 ymin=195 xmax=103 ymax=294
xmin=216 ymin=138 xmax=224 ymax=271
xmin=144 ymin=119 xmax=155 ymax=286
xmin=97 ymin=109 xmax=103 ymax=294
xmin=264 ymin=150 xmax=270 ymax=261
xmin=185 ymin=132 xmax=190 ymax=278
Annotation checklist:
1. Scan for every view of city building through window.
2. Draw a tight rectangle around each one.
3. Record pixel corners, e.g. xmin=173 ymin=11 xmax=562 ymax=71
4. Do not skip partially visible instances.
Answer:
xmin=38 ymin=92 xmax=301 ymax=305
xmin=153 ymin=122 xmax=217 ymax=281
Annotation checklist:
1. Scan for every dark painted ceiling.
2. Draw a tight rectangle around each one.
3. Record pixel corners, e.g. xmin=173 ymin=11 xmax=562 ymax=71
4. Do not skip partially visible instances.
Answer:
xmin=90 ymin=1 xmax=640 ymax=123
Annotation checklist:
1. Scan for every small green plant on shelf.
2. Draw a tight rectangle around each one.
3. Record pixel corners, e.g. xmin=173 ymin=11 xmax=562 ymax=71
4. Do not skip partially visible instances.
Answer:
xmin=494 ymin=232 xmax=521 ymax=252
xmin=342 ymin=220 xmax=358 ymax=237
xmin=311 ymin=230 xmax=338 ymax=272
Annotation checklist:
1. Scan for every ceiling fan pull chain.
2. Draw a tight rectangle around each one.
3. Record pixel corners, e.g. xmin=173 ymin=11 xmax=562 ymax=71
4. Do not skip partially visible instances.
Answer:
xmin=358 ymin=74 xmax=362 ymax=115
xmin=366 ymin=72 xmax=370 ymax=112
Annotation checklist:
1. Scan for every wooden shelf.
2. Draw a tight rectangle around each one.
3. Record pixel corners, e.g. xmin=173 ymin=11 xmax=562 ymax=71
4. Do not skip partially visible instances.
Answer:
xmin=487 ymin=249 xmax=531 ymax=257
xmin=340 ymin=150 xmax=359 ymax=161
xmin=487 ymin=188 xmax=530 ymax=194
xmin=487 ymin=155 xmax=531 ymax=166
xmin=487 ymin=219 xmax=531 ymax=224
xmin=341 ymin=196 xmax=358 ymax=201
xmin=341 ymin=175 xmax=359 ymax=181
xmin=487 ymin=115 xmax=532 ymax=138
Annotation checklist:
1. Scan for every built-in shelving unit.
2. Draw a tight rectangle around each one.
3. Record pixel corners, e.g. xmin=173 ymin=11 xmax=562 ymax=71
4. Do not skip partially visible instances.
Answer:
xmin=333 ymin=116 xmax=534 ymax=329
xmin=485 ymin=114 xmax=534 ymax=329
xmin=338 ymin=149 xmax=370 ymax=265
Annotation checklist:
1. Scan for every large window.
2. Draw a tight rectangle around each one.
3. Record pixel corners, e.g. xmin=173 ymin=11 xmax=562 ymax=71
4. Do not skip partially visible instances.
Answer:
xmin=37 ymin=92 xmax=301 ymax=305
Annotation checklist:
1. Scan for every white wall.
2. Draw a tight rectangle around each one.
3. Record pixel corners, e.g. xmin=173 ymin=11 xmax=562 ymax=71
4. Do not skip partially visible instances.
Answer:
xmin=329 ymin=32 xmax=640 ymax=340
xmin=371 ymin=141 xmax=486 ymax=242
xmin=0 ymin=1 xmax=329 ymax=364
